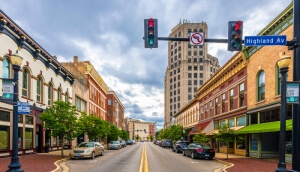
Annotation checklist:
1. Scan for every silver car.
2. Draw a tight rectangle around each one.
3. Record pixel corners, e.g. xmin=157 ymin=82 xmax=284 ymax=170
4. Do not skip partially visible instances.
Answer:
xmin=69 ymin=142 xmax=104 ymax=159
xmin=108 ymin=141 xmax=121 ymax=150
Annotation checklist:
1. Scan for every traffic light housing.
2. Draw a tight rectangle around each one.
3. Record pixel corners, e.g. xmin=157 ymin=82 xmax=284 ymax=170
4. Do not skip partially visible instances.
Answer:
xmin=144 ymin=18 xmax=158 ymax=48
xmin=228 ymin=21 xmax=243 ymax=51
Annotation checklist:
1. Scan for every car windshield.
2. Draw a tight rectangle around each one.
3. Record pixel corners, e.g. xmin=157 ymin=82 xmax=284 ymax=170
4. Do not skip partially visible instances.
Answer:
xmin=78 ymin=142 xmax=94 ymax=147
xmin=111 ymin=141 xmax=119 ymax=144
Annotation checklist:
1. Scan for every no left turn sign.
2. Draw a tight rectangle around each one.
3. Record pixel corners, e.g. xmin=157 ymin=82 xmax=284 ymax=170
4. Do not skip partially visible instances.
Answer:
xmin=190 ymin=32 xmax=204 ymax=45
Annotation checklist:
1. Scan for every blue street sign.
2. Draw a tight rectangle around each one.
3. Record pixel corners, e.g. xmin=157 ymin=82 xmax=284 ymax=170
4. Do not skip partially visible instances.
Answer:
xmin=18 ymin=102 xmax=30 ymax=114
xmin=244 ymin=35 xmax=287 ymax=46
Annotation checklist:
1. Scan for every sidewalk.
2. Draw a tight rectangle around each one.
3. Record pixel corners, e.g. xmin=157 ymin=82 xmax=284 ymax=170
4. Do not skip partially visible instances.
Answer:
xmin=214 ymin=153 xmax=293 ymax=172
xmin=0 ymin=151 xmax=294 ymax=172
xmin=0 ymin=150 xmax=71 ymax=172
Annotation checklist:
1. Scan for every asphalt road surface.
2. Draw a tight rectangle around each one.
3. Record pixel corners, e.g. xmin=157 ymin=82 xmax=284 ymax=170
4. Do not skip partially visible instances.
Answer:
xmin=66 ymin=142 xmax=223 ymax=172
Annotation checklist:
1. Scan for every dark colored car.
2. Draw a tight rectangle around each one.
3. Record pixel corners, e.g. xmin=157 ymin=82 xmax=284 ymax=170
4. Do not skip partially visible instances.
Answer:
xmin=162 ymin=140 xmax=172 ymax=148
xmin=126 ymin=140 xmax=133 ymax=145
xmin=182 ymin=143 xmax=215 ymax=159
xmin=172 ymin=140 xmax=189 ymax=153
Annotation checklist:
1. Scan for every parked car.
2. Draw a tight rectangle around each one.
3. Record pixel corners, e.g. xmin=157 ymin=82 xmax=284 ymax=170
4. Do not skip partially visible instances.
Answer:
xmin=182 ymin=143 xmax=215 ymax=159
xmin=126 ymin=140 xmax=133 ymax=145
xmin=69 ymin=142 xmax=104 ymax=159
xmin=120 ymin=140 xmax=126 ymax=147
xmin=108 ymin=141 xmax=122 ymax=150
xmin=132 ymin=140 xmax=136 ymax=144
xmin=162 ymin=139 xmax=172 ymax=148
xmin=172 ymin=140 xmax=189 ymax=153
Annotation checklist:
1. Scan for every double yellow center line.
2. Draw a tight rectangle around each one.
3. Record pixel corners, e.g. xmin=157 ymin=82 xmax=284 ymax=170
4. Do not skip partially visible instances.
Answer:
xmin=139 ymin=143 xmax=149 ymax=172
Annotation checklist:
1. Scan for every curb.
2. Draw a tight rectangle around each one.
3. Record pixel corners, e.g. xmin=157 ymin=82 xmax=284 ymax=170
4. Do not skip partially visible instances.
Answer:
xmin=51 ymin=158 xmax=69 ymax=172
xmin=213 ymin=159 xmax=234 ymax=172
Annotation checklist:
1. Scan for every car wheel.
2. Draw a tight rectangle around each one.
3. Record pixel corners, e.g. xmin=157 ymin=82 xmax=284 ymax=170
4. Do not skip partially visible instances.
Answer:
xmin=101 ymin=150 xmax=104 ymax=156
xmin=182 ymin=151 xmax=186 ymax=156
xmin=91 ymin=152 xmax=95 ymax=159
xmin=191 ymin=152 xmax=195 ymax=159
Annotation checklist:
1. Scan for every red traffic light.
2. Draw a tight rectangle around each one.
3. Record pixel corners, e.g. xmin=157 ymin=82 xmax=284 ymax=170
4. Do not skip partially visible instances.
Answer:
xmin=148 ymin=18 xmax=154 ymax=27
xmin=233 ymin=21 xmax=242 ymax=31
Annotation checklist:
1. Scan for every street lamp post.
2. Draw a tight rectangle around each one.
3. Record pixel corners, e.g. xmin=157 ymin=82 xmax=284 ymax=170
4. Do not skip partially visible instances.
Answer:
xmin=275 ymin=53 xmax=291 ymax=172
xmin=7 ymin=52 xmax=24 ymax=172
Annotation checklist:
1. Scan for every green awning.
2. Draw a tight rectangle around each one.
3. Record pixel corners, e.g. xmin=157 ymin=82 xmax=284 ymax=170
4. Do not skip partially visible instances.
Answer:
xmin=237 ymin=119 xmax=292 ymax=134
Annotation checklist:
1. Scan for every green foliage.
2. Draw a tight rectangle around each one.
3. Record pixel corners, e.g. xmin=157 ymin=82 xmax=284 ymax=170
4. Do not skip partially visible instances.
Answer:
xmin=39 ymin=100 xmax=80 ymax=156
xmin=120 ymin=130 xmax=129 ymax=140
xmin=193 ymin=133 xmax=210 ymax=144
xmin=108 ymin=124 xmax=121 ymax=141
xmin=149 ymin=135 xmax=154 ymax=141
xmin=158 ymin=125 xmax=187 ymax=142
xmin=77 ymin=112 xmax=110 ymax=141
xmin=135 ymin=134 xmax=140 ymax=141
xmin=213 ymin=125 xmax=239 ymax=159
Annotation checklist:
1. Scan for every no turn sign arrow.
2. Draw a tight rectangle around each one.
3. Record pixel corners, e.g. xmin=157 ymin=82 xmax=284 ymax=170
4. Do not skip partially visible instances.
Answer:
xmin=190 ymin=32 xmax=204 ymax=45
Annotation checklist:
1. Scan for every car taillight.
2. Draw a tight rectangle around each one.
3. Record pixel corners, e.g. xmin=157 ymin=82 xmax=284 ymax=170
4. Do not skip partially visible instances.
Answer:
xmin=196 ymin=148 xmax=203 ymax=153
xmin=210 ymin=149 xmax=215 ymax=153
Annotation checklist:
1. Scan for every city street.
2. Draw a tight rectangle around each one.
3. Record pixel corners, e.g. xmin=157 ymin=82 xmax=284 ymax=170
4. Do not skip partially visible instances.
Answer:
xmin=66 ymin=142 xmax=223 ymax=172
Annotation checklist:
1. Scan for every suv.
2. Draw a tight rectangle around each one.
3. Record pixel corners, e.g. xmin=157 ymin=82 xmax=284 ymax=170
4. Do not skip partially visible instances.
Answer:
xmin=162 ymin=139 xmax=172 ymax=148
xmin=172 ymin=140 xmax=189 ymax=153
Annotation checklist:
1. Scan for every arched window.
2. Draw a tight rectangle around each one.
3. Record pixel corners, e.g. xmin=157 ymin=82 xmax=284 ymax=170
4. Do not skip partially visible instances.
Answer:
xmin=258 ymin=71 xmax=265 ymax=101
xmin=57 ymin=87 xmax=62 ymax=100
xmin=65 ymin=91 xmax=69 ymax=102
xmin=22 ymin=68 xmax=31 ymax=97
xmin=3 ymin=57 xmax=10 ymax=78
xmin=48 ymin=82 xmax=53 ymax=106
xmin=36 ymin=75 xmax=43 ymax=103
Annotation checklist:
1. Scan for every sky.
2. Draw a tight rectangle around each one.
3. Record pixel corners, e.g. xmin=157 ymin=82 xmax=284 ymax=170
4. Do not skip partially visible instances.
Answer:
xmin=0 ymin=0 xmax=292 ymax=130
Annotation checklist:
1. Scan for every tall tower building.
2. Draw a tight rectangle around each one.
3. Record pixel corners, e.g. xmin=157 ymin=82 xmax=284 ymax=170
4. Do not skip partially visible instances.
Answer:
xmin=164 ymin=20 xmax=220 ymax=128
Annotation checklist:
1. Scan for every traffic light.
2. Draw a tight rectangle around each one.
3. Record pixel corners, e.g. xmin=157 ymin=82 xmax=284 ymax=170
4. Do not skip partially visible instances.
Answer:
xmin=228 ymin=21 xmax=243 ymax=51
xmin=144 ymin=18 xmax=158 ymax=48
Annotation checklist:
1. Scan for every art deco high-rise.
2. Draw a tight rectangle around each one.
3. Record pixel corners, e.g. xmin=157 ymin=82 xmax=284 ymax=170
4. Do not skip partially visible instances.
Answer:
xmin=164 ymin=20 xmax=220 ymax=128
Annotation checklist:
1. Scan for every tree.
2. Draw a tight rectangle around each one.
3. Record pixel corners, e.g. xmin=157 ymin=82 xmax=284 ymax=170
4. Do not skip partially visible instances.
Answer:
xmin=135 ymin=134 xmax=140 ymax=141
xmin=39 ymin=100 xmax=80 ymax=157
xmin=193 ymin=133 xmax=210 ymax=144
xmin=108 ymin=124 xmax=121 ymax=141
xmin=120 ymin=130 xmax=129 ymax=140
xmin=149 ymin=135 xmax=154 ymax=141
xmin=213 ymin=125 xmax=238 ymax=160
xmin=77 ymin=112 xmax=110 ymax=141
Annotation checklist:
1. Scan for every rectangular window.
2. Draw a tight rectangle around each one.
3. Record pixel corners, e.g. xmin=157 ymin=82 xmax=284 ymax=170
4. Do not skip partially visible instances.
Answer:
xmin=220 ymin=120 xmax=226 ymax=127
xmin=230 ymin=89 xmax=234 ymax=110
xmin=239 ymin=83 xmax=245 ymax=107
xmin=0 ymin=126 xmax=9 ymax=150
xmin=222 ymin=94 xmax=226 ymax=113
xmin=25 ymin=128 xmax=33 ymax=148
xmin=215 ymin=98 xmax=218 ymax=115
xmin=0 ymin=110 xmax=10 ymax=121
xmin=236 ymin=116 xmax=246 ymax=126
xmin=25 ymin=116 xmax=33 ymax=125
xmin=209 ymin=101 xmax=213 ymax=117
xmin=228 ymin=118 xmax=234 ymax=128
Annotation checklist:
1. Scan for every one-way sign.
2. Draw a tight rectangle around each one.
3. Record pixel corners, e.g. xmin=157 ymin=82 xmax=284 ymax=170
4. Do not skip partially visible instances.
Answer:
xmin=244 ymin=35 xmax=287 ymax=46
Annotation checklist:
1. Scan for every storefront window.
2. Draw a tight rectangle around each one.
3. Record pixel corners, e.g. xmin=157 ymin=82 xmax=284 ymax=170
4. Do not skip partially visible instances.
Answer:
xmin=25 ymin=116 xmax=33 ymax=124
xmin=18 ymin=127 xmax=22 ymax=149
xmin=51 ymin=136 xmax=57 ymax=147
xmin=228 ymin=118 xmax=234 ymax=128
xmin=0 ymin=126 xmax=9 ymax=150
xmin=236 ymin=116 xmax=246 ymax=126
xmin=18 ymin=115 xmax=23 ymax=123
xmin=250 ymin=133 xmax=258 ymax=151
xmin=0 ymin=111 xmax=10 ymax=121
xmin=261 ymin=132 xmax=278 ymax=151
xmin=236 ymin=135 xmax=246 ymax=150
xmin=25 ymin=128 xmax=33 ymax=148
